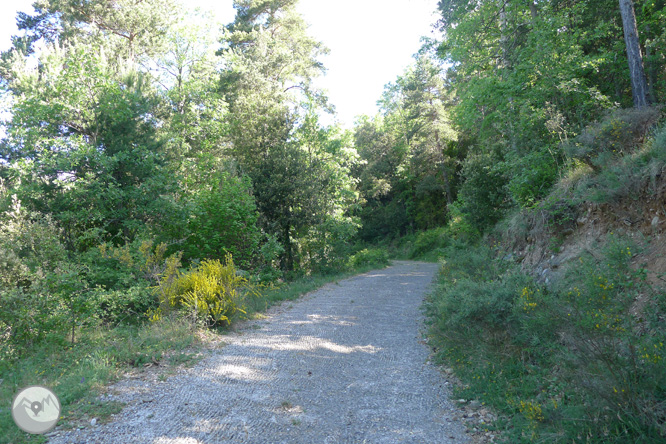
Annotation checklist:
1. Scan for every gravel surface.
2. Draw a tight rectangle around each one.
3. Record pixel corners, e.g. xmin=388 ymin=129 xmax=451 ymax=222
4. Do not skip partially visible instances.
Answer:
xmin=48 ymin=261 xmax=468 ymax=443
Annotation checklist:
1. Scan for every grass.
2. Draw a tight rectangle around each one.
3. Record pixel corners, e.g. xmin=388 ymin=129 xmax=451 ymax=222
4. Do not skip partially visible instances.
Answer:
xmin=0 ymin=317 xmax=200 ymax=443
xmin=1 ymin=255 xmax=391 ymax=443
xmin=373 ymin=226 xmax=456 ymax=263
xmin=427 ymin=235 xmax=666 ymax=443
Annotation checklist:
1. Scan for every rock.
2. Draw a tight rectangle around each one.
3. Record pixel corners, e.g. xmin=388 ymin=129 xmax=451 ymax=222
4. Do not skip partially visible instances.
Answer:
xmin=90 ymin=418 xmax=97 ymax=426
xmin=469 ymin=400 xmax=482 ymax=409
xmin=457 ymin=399 xmax=467 ymax=404
xmin=652 ymin=216 xmax=660 ymax=228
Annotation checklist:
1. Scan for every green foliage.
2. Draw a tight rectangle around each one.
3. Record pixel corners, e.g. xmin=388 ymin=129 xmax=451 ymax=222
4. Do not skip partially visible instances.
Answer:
xmin=220 ymin=3 xmax=359 ymax=273
xmin=0 ymin=196 xmax=70 ymax=355
xmin=346 ymin=248 xmax=389 ymax=269
xmin=154 ymin=254 xmax=259 ymax=327
xmin=256 ymin=234 xmax=285 ymax=282
xmin=2 ymin=45 xmax=179 ymax=248
xmin=428 ymin=235 xmax=666 ymax=442
xmin=180 ymin=170 xmax=261 ymax=268
xmin=409 ymin=227 xmax=451 ymax=260
xmin=506 ymin=149 xmax=560 ymax=208
xmin=457 ymin=151 xmax=511 ymax=233
xmin=89 ymin=285 xmax=157 ymax=326
xmin=353 ymin=55 xmax=461 ymax=241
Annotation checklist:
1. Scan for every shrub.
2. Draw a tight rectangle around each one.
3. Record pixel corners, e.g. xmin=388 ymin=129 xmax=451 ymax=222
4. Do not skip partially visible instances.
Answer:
xmin=300 ymin=215 xmax=359 ymax=274
xmin=564 ymin=106 xmax=662 ymax=171
xmin=152 ymin=254 xmax=259 ymax=327
xmin=506 ymin=148 xmax=560 ymax=208
xmin=0 ymin=196 xmax=71 ymax=354
xmin=175 ymin=171 xmax=261 ymax=268
xmin=552 ymin=236 xmax=666 ymax=440
xmin=409 ymin=227 xmax=450 ymax=259
xmin=89 ymin=285 xmax=157 ymax=326
xmin=256 ymin=233 xmax=284 ymax=282
xmin=347 ymin=248 xmax=389 ymax=269
xmin=428 ymin=235 xmax=666 ymax=442
xmin=457 ymin=151 xmax=512 ymax=233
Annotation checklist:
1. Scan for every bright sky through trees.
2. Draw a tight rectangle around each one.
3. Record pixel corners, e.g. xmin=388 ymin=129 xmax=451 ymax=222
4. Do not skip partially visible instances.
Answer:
xmin=0 ymin=0 xmax=438 ymax=127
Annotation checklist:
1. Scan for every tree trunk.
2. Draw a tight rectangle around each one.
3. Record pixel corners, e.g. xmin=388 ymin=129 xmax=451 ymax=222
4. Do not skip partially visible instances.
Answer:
xmin=528 ymin=1 xmax=538 ymax=20
xmin=618 ymin=0 xmax=650 ymax=108
xmin=498 ymin=1 xmax=508 ymax=70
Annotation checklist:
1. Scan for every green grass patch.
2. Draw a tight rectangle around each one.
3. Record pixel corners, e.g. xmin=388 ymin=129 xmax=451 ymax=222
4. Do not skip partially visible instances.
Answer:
xmin=0 ymin=317 xmax=199 ymax=443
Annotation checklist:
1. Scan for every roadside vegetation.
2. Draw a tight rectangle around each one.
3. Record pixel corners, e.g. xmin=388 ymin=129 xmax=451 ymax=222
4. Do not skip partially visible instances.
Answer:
xmin=2 ymin=0 xmax=666 ymax=442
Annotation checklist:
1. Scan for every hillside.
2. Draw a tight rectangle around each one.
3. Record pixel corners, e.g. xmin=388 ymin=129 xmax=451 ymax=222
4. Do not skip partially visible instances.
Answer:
xmin=425 ymin=108 xmax=666 ymax=443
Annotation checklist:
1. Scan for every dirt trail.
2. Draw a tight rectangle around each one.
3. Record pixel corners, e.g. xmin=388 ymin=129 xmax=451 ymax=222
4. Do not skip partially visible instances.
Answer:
xmin=49 ymin=261 xmax=467 ymax=443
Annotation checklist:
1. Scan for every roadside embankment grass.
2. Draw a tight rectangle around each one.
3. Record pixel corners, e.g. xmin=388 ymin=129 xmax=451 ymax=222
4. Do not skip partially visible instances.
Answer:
xmin=0 ymin=317 xmax=201 ymax=444
xmin=426 ymin=236 xmax=666 ymax=442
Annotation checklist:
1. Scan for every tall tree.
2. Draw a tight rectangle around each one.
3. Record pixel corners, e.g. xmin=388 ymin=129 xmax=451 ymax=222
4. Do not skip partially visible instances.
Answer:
xmin=618 ymin=0 xmax=650 ymax=107
xmin=219 ymin=0 xmax=357 ymax=271
xmin=353 ymin=54 xmax=460 ymax=238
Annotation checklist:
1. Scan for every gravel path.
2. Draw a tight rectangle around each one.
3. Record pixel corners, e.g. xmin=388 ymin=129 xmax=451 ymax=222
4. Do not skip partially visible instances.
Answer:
xmin=49 ymin=261 xmax=468 ymax=443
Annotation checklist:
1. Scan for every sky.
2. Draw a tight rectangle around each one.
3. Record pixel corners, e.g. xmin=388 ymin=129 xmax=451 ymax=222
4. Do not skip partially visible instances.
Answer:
xmin=0 ymin=0 xmax=440 ymax=128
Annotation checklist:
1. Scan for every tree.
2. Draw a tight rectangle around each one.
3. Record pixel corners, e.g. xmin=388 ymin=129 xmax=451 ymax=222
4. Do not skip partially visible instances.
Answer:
xmin=9 ymin=0 xmax=178 ymax=62
xmin=618 ymin=0 xmax=650 ymax=107
xmin=219 ymin=0 xmax=357 ymax=272
xmin=1 ymin=41 xmax=177 ymax=249
xmin=353 ymin=54 xmax=459 ymax=238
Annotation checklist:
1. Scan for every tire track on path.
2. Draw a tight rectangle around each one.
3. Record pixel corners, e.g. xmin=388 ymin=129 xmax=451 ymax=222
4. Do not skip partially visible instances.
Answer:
xmin=49 ymin=261 xmax=468 ymax=443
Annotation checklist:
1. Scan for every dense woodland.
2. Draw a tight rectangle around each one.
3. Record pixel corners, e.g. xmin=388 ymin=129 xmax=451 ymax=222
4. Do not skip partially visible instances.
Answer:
xmin=1 ymin=0 xmax=666 ymax=442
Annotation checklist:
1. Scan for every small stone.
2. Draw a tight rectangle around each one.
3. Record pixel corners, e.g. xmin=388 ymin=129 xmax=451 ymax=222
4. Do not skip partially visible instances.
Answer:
xmin=90 ymin=418 xmax=97 ymax=426
xmin=457 ymin=399 xmax=467 ymax=404
xmin=652 ymin=216 xmax=660 ymax=228
xmin=469 ymin=400 xmax=482 ymax=409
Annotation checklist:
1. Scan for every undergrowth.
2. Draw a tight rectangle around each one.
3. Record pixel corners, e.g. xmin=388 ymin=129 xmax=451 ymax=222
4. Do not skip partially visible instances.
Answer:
xmin=1 ymin=247 xmax=391 ymax=442
xmin=427 ymin=235 xmax=666 ymax=443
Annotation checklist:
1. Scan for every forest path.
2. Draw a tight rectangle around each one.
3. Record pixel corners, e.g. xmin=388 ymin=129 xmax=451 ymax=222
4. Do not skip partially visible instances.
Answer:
xmin=49 ymin=261 xmax=468 ymax=444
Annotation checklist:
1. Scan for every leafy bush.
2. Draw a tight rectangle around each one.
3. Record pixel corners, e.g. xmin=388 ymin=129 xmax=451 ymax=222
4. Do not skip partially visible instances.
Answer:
xmin=256 ymin=233 xmax=284 ymax=282
xmin=153 ymin=254 xmax=259 ymax=327
xmin=82 ymin=239 xmax=179 ymax=290
xmin=0 ymin=196 xmax=67 ymax=288
xmin=457 ymin=151 xmax=512 ymax=233
xmin=89 ymin=285 xmax=157 ymax=326
xmin=409 ymin=227 xmax=450 ymax=259
xmin=300 ymin=214 xmax=359 ymax=274
xmin=180 ymin=172 xmax=261 ymax=268
xmin=347 ymin=248 xmax=389 ymax=269
xmin=552 ymin=237 xmax=666 ymax=440
xmin=506 ymin=148 xmax=560 ymax=208
xmin=0 ymin=196 xmax=72 ymax=354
